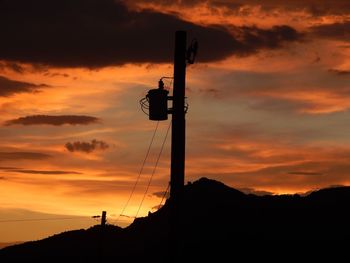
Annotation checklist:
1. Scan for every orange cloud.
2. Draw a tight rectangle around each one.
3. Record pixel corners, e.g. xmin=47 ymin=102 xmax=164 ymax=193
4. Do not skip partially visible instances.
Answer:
xmin=186 ymin=123 xmax=350 ymax=194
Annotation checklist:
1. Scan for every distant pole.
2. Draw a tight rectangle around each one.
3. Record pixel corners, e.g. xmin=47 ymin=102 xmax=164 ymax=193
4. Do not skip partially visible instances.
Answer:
xmin=170 ymin=31 xmax=186 ymax=200
xmin=101 ymin=211 xmax=107 ymax=227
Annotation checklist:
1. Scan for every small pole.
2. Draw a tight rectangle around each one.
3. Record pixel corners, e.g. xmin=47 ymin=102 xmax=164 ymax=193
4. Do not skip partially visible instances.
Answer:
xmin=101 ymin=211 xmax=107 ymax=227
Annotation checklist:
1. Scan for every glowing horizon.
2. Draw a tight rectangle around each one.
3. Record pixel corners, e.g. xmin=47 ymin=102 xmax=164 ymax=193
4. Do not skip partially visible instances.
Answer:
xmin=1 ymin=0 xmax=350 ymax=242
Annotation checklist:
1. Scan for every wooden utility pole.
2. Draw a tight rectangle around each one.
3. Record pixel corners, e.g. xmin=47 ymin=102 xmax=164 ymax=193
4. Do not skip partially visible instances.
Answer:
xmin=101 ymin=211 xmax=106 ymax=227
xmin=170 ymin=31 xmax=187 ymax=201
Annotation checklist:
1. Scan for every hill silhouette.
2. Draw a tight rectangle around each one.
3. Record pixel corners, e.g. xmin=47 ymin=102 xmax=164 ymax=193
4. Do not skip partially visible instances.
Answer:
xmin=0 ymin=242 xmax=21 ymax=249
xmin=1 ymin=177 xmax=349 ymax=262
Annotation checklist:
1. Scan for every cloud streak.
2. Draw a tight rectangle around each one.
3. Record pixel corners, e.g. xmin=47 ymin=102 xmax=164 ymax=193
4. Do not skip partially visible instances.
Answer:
xmin=4 ymin=115 xmax=100 ymax=126
xmin=0 ymin=75 xmax=48 ymax=96
xmin=196 ymin=160 xmax=350 ymax=194
xmin=196 ymin=67 xmax=350 ymax=114
xmin=310 ymin=21 xmax=350 ymax=40
xmin=4 ymin=169 xmax=82 ymax=175
xmin=65 ymin=140 xmax=109 ymax=153
xmin=0 ymin=152 xmax=51 ymax=161
xmin=328 ymin=69 xmax=350 ymax=76
xmin=288 ymin=171 xmax=324 ymax=176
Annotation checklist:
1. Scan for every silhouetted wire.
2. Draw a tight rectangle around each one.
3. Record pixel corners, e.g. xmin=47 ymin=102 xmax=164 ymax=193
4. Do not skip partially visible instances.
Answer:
xmin=116 ymin=121 xmax=160 ymax=223
xmin=135 ymin=121 xmax=171 ymax=218
xmin=155 ymin=79 xmax=171 ymax=211
xmin=140 ymin=97 xmax=149 ymax=116
xmin=158 ymin=182 xmax=170 ymax=210
xmin=0 ymin=216 xmax=92 ymax=223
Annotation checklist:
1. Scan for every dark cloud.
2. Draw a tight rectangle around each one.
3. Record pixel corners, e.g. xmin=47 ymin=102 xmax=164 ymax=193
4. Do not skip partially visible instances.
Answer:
xmin=252 ymin=0 xmax=350 ymax=16
xmin=0 ymin=62 xmax=24 ymax=73
xmin=65 ymin=140 xmax=109 ymax=153
xmin=328 ymin=69 xmax=350 ymax=76
xmin=0 ymin=176 xmax=5 ymax=180
xmin=127 ymin=0 xmax=241 ymax=9
xmin=4 ymin=115 xmax=100 ymax=126
xmin=128 ymin=0 xmax=350 ymax=16
xmin=0 ymin=152 xmax=51 ymax=160
xmin=230 ymin=25 xmax=302 ymax=56
xmin=4 ymin=169 xmax=82 ymax=175
xmin=0 ymin=75 xmax=48 ymax=97
xmin=0 ymin=166 xmax=80 ymax=175
xmin=43 ymin=72 xmax=70 ymax=78
xmin=0 ymin=0 xmax=301 ymax=68
xmin=310 ymin=21 xmax=350 ymax=40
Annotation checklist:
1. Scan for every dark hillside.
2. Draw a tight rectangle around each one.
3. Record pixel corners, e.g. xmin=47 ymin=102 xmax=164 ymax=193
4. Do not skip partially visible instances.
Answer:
xmin=1 ymin=177 xmax=349 ymax=262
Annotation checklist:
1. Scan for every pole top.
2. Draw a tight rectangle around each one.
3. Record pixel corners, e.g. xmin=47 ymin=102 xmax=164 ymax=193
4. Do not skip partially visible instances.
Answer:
xmin=175 ymin=30 xmax=187 ymax=36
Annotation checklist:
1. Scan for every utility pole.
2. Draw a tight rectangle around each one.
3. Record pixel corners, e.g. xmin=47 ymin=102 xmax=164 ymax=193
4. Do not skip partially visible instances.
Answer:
xmin=170 ymin=31 xmax=187 ymax=201
xmin=140 ymin=31 xmax=194 ymax=261
xmin=141 ymin=31 xmax=192 ymax=201
xmin=169 ymin=31 xmax=187 ymax=263
xmin=101 ymin=211 xmax=106 ymax=227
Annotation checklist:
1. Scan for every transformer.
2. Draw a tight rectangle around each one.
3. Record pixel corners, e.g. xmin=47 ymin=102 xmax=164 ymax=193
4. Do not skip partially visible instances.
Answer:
xmin=147 ymin=88 xmax=169 ymax=121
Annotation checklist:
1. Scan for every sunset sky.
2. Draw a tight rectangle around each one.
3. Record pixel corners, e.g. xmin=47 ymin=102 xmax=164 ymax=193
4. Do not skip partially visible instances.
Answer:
xmin=1 ymin=0 xmax=350 ymax=243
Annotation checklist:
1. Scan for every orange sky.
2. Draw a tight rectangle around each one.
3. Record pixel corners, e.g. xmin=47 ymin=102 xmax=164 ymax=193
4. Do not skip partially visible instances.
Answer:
xmin=1 ymin=0 xmax=350 ymax=242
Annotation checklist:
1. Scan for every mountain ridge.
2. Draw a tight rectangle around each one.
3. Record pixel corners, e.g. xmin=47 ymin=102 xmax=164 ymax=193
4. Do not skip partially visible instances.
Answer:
xmin=1 ymin=177 xmax=349 ymax=261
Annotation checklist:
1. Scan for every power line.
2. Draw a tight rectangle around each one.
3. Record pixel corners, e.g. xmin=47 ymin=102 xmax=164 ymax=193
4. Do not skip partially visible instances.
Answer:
xmin=135 ymin=121 xmax=171 ymax=218
xmin=116 ymin=121 xmax=160 ymax=223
